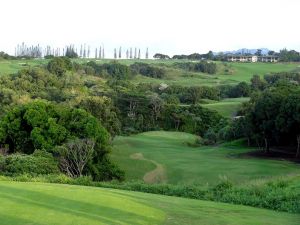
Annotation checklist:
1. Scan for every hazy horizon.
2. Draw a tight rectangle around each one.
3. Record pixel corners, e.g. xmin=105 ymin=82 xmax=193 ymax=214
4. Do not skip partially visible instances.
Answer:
xmin=1 ymin=0 xmax=300 ymax=57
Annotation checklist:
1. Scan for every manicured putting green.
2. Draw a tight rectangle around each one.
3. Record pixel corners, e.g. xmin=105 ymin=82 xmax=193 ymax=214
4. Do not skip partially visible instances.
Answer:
xmin=0 ymin=181 xmax=299 ymax=225
xmin=201 ymin=97 xmax=249 ymax=118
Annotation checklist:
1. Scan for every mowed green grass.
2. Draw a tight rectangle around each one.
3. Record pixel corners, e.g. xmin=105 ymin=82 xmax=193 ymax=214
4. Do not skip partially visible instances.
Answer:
xmin=217 ymin=62 xmax=299 ymax=83
xmin=111 ymin=131 xmax=300 ymax=185
xmin=0 ymin=59 xmax=47 ymax=74
xmin=127 ymin=61 xmax=300 ymax=86
xmin=201 ymin=97 xmax=249 ymax=118
xmin=0 ymin=181 xmax=299 ymax=225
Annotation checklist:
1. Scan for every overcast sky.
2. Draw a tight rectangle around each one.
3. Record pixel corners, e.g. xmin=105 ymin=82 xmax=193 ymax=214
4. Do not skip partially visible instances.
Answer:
xmin=1 ymin=0 xmax=299 ymax=57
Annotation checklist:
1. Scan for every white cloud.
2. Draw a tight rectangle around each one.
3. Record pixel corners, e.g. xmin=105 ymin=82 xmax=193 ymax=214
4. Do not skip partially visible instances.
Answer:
xmin=0 ymin=0 xmax=299 ymax=56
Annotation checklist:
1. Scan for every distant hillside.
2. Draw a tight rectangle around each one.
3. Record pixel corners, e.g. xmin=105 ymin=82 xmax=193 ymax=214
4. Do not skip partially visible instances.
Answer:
xmin=216 ymin=48 xmax=271 ymax=55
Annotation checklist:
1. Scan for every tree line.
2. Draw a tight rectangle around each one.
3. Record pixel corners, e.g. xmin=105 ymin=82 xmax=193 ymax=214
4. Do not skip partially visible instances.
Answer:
xmin=154 ymin=49 xmax=300 ymax=62
xmin=12 ymin=42 xmax=150 ymax=59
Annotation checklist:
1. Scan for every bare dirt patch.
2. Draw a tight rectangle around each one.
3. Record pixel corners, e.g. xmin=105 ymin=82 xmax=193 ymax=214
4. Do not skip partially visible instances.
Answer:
xmin=130 ymin=153 xmax=167 ymax=184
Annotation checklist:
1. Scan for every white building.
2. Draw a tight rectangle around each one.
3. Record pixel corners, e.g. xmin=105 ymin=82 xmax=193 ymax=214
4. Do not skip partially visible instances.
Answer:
xmin=226 ymin=55 xmax=258 ymax=62
xmin=226 ymin=55 xmax=278 ymax=63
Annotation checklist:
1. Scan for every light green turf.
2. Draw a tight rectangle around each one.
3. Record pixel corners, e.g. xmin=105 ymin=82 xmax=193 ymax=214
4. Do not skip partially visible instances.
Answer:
xmin=217 ymin=62 xmax=299 ymax=83
xmin=128 ymin=61 xmax=299 ymax=86
xmin=201 ymin=97 xmax=249 ymax=118
xmin=0 ymin=59 xmax=48 ymax=74
xmin=111 ymin=131 xmax=300 ymax=185
xmin=0 ymin=181 xmax=299 ymax=225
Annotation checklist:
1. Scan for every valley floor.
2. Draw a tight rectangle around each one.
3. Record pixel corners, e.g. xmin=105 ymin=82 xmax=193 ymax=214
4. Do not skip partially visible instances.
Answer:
xmin=111 ymin=131 xmax=300 ymax=185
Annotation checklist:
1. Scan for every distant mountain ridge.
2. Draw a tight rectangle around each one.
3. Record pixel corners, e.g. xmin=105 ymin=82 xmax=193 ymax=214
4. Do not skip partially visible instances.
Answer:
xmin=215 ymin=48 xmax=271 ymax=55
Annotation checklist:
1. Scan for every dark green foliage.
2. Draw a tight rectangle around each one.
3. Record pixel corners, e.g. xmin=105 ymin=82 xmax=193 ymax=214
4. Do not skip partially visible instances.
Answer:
xmin=174 ymin=61 xmax=217 ymax=74
xmin=161 ymin=85 xmax=220 ymax=104
xmin=79 ymin=96 xmax=121 ymax=137
xmin=88 ymin=157 xmax=125 ymax=181
xmin=153 ymin=53 xmax=170 ymax=59
xmin=172 ymin=54 xmax=188 ymax=60
xmin=115 ymin=91 xmax=152 ymax=133
xmin=44 ymin=55 xmax=54 ymax=59
xmin=232 ymin=83 xmax=300 ymax=156
xmin=0 ymin=67 xmax=84 ymax=104
xmin=86 ymin=61 xmax=132 ymax=79
xmin=279 ymin=49 xmax=300 ymax=62
xmin=0 ymin=52 xmax=16 ymax=60
xmin=264 ymin=72 xmax=300 ymax=85
xmin=0 ymin=100 xmax=123 ymax=180
xmin=130 ymin=63 xmax=166 ymax=78
xmin=103 ymin=62 xmax=131 ymax=79
xmin=47 ymin=57 xmax=72 ymax=76
xmin=65 ymin=45 xmax=78 ymax=58
xmin=228 ymin=82 xmax=251 ymax=98
xmin=251 ymin=75 xmax=267 ymax=91
xmin=113 ymin=87 xmax=222 ymax=135
xmin=162 ymin=104 xmax=222 ymax=136
xmin=0 ymin=150 xmax=59 ymax=176
xmin=172 ymin=51 xmax=214 ymax=60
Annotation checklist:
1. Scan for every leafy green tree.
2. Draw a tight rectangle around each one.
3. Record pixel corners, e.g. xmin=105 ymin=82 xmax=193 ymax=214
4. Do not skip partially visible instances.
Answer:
xmin=153 ymin=53 xmax=170 ymax=59
xmin=255 ymin=49 xmax=262 ymax=56
xmin=65 ymin=45 xmax=78 ymax=58
xmin=79 ymin=96 xmax=121 ymax=137
xmin=0 ymin=100 xmax=122 ymax=180
xmin=47 ymin=57 xmax=72 ymax=76
xmin=251 ymin=75 xmax=266 ymax=91
xmin=248 ymin=86 xmax=291 ymax=153
xmin=230 ymin=82 xmax=251 ymax=97
xmin=276 ymin=91 xmax=300 ymax=157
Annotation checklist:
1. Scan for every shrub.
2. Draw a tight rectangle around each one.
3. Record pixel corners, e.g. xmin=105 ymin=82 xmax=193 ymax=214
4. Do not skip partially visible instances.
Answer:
xmin=130 ymin=63 xmax=166 ymax=78
xmin=0 ymin=151 xmax=59 ymax=176
xmin=47 ymin=57 xmax=72 ymax=76
xmin=174 ymin=61 xmax=217 ymax=74
xmin=85 ymin=61 xmax=133 ymax=79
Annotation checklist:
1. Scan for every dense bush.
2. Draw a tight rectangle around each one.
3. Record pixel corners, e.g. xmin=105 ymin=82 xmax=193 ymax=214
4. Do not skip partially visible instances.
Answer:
xmin=161 ymin=104 xmax=223 ymax=136
xmin=86 ymin=61 xmax=132 ymax=79
xmin=0 ymin=100 xmax=123 ymax=181
xmin=130 ymin=63 xmax=166 ymax=78
xmin=0 ymin=52 xmax=16 ymax=60
xmin=219 ymin=82 xmax=251 ymax=98
xmin=223 ymin=83 xmax=300 ymax=157
xmin=278 ymin=49 xmax=300 ymax=62
xmin=0 ymin=150 xmax=59 ymax=176
xmin=153 ymin=53 xmax=170 ymax=59
xmin=47 ymin=57 xmax=72 ymax=76
xmin=264 ymin=72 xmax=300 ymax=85
xmin=160 ymin=85 xmax=220 ymax=103
xmin=79 ymin=96 xmax=121 ymax=137
xmin=174 ymin=61 xmax=217 ymax=74
xmin=172 ymin=51 xmax=214 ymax=60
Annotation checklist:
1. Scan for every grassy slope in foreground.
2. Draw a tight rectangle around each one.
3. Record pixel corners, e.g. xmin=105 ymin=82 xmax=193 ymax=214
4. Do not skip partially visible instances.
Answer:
xmin=0 ymin=181 xmax=299 ymax=225
xmin=111 ymin=131 xmax=300 ymax=185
